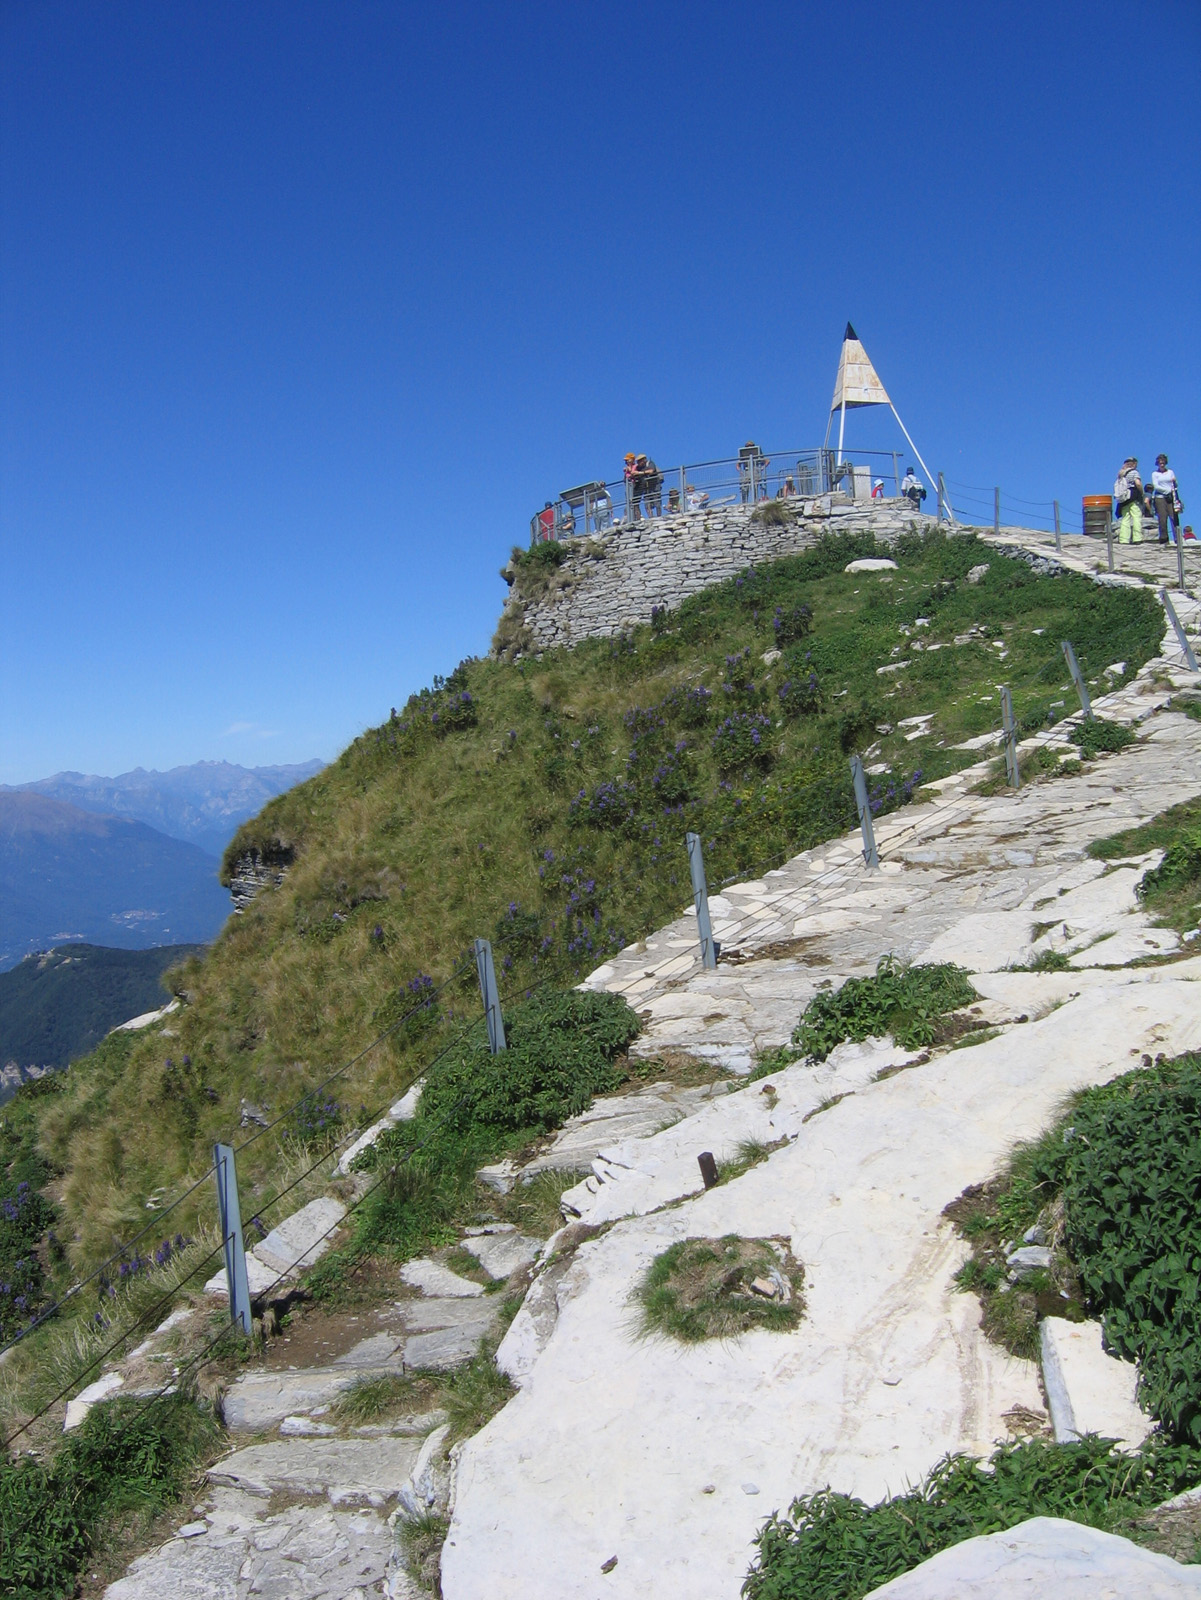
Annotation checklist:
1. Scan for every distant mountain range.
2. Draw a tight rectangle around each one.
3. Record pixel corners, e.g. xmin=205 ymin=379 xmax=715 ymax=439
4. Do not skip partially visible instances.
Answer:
xmin=5 ymin=758 xmax=324 ymax=859
xmin=0 ymin=791 xmax=233 ymax=971
xmin=0 ymin=943 xmax=203 ymax=1102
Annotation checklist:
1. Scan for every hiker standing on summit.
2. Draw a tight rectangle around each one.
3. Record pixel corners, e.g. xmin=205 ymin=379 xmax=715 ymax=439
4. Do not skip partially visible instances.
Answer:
xmin=1150 ymin=455 xmax=1181 ymax=545
xmin=1114 ymin=457 xmax=1144 ymax=544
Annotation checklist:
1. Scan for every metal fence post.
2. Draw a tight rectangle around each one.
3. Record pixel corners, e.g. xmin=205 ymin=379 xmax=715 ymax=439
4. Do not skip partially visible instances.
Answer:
xmin=892 ymin=451 xmax=900 ymax=497
xmin=1061 ymin=641 xmax=1093 ymax=720
xmin=1106 ymin=515 xmax=1114 ymax=573
xmin=213 ymin=1143 xmax=252 ymax=1336
xmin=849 ymin=754 xmax=880 ymax=868
xmin=1053 ymin=499 xmax=1062 ymax=552
xmin=679 ymin=464 xmax=686 ymax=514
xmin=473 ymin=938 xmax=506 ymax=1054
xmin=685 ymin=832 xmax=717 ymax=969
xmin=1160 ymin=590 xmax=1199 ymax=672
xmin=1000 ymin=685 xmax=1021 ymax=788
xmin=1177 ymin=531 xmax=1186 ymax=594
xmin=994 ymin=488 xmax=1000 ymax=534
xmin=937 ymin=472 xmax=946 ymax=523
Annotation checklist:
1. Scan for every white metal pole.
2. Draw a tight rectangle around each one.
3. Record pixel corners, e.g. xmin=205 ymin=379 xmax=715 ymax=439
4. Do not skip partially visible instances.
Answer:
xmin=888 ymin=403 xmax=946 ymax=519
xmin=837 ymin=397 xmax=847 ymax=463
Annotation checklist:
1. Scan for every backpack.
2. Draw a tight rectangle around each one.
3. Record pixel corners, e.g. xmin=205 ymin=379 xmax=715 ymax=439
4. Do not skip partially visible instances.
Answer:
xmin=1114 ymin=472 xmax=1131 ymax=505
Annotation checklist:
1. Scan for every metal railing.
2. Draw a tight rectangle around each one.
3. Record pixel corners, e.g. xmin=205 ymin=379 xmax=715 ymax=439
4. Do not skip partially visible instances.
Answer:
xmin=529 ymin=447 xmax=925 ymax=545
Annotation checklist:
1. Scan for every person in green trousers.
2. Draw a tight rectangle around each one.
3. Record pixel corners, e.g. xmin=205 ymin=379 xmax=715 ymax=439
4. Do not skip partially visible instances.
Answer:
xmin=1114 ymin=457 xmax=1144 ymax=543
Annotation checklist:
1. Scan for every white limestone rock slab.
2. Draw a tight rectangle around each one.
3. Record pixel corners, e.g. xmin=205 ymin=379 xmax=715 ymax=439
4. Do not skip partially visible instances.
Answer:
xmin=444 ymin=976 xmax=1201 ymax=1600
xmin=204 ymin=1248 xmax=282 ymax=1300
xmin=399 ymin=1258 xmax=483 ymax=1298
xmin=1040 ymin=1316 xmax=1152 ymax=1449
xmin=252 ymin=1195 xmax=346 ymax=1274
xmin=918 ymin=911 xmax=1037 ymax=972
xmin=333 ymin=1333 xmax=404 ymax=1367
xmin=209 ymin=1436 xmax=422 ymax=1506
xmin=516 ymin=1086 xmax=724 ymax=1175
xmin=280 ymin=1415 xmax=336 ymax=1436
xmin=846 ymin=558 xmax=898 ymax=572
xmin=393 ymin=1296 xmax=501 ymax=1334
xmin=1068 ymin=924 xmax=1180 ymax=967
xmin=404 ymin=1324 xmax=489 ymax=1371
xmin=860 ymin=1515 xmax=1201 ymax=1597
xmin=459 ymin=1231 xmax=540 ymax=1279
xmin=559 ymin=1034 xmax=919 ymax=1227
xmin=223 ymin=1365 xmax=391 ymax=1432
xmin=64 ymin=1370 xmax=124 ymax=1431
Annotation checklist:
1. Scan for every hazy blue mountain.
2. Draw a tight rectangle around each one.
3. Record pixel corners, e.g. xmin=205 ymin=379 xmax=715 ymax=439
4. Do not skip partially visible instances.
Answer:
xmin=0 ymin=943 xmax=204 ymax=1101
xmin=6 ymin=758 xmax=324 ymax=859
xmin=0 ymin=791 xmax=231 ymax=971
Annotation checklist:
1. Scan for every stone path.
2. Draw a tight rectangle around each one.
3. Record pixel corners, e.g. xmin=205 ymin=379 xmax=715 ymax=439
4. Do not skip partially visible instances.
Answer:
xmin=105 ymin=1223 xmax=541 ymax=1598
xmin=443 ymin=599 xmax=1201 ymax=1597
xmin=102 ymin=529 xmax=1199 ymax=1597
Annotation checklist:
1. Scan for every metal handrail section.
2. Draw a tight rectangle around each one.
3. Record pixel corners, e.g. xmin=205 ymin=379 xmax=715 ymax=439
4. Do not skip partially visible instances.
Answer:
xmin=529 ymin=447 xmax=917 ymax=545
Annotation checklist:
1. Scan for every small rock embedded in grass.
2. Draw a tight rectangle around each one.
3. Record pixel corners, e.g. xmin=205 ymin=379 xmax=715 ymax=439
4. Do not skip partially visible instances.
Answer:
xmin=636 ymin=1236 xmax=805 ymax=1342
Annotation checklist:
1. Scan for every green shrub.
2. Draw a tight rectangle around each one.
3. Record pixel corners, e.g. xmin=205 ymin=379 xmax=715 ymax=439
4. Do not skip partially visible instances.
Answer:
xmin=1063 ymin=1054 xmax=1201 ymax=1441
xmin=1070 ymin=717 xmax=1135 ymax=760
xmin=743 ymin=1435 xmax=1201 ymax=1600
xmin=792 ymin=957 xmax=976 ymax=1060
xmin=1137 ymin=833 xmax=1201 ymax=902
xmin=0 ymin=1393 xmax=220 ymax=1600
xmin=415 ymin=989 xmax=639 ymax=1138
xmin=712 ymin=713 xmax=775 ymax=773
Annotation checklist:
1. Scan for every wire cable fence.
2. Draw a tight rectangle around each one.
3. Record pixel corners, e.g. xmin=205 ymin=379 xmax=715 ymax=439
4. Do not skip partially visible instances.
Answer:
xmin=0 ymin=952 xmax=479 ymax=1363
xmin=2 ymin=967 xmax=567 ymax=1453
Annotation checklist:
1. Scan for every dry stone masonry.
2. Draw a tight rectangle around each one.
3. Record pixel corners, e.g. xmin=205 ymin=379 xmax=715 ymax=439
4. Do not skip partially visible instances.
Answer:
xmin=498 ymin=497 xmax=924 ymax=653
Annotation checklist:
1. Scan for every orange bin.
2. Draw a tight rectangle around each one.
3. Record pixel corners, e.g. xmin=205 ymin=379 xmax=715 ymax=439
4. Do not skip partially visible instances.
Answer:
xmin=1082 ymin=494 xmax=1112 ymax=540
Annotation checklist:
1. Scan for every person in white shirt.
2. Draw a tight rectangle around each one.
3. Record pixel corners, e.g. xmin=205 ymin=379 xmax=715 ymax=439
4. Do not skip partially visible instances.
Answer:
xmin=901 ymin=468 xmax=926 ymax=509
xmin=1150 ymin=454 xmax=1180 ymax=545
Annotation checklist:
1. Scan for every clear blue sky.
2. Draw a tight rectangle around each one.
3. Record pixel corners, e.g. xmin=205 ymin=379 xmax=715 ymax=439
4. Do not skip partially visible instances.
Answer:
xmin=3 ymin=0 xmax=1197 ymax=784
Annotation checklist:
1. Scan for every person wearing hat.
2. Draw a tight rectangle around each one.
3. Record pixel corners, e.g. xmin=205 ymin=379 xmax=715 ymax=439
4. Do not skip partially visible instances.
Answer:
xmin=536 ymin=500 xmax=555 ymax=542
xmin=1114 ymin=457 xmax=1144 ymax=544
xmin=623 ymin=452 xmax=641 ymax=522
xmin=1150 ymin=454 xmax=1181 ymax=545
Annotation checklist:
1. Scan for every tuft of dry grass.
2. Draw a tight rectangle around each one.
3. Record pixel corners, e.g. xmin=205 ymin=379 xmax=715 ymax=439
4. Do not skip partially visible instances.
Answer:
xmin=636 ymin=1235 xmax=805 ymax=1342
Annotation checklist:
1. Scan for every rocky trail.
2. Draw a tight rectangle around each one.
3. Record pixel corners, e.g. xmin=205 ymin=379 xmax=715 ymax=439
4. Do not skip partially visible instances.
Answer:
xmin=94 ymin=530 xmax=1201 ymax=1598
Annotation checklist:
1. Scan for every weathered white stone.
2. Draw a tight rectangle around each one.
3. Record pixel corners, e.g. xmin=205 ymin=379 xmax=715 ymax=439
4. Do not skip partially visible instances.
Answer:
xmin=394 ymin=1296 xmax=500 ymax=1334
xmin=860 ymin=1515 xmax=1201 ymax=1597
xmin=204 ymin=1249 xmax=283 ymax=1300
xmin=1040 ymin=1317 xmax=1152 ymax=1449
xmin=459 ymin=1231 xmax=540 ymax=1279
xmin=209 ymin=1436 xmax=422 ymax=1506
xmin=444 ymin=976 xmax=1201 ymax=1600
xmin=280 ymin=1415 xmax=337 ymax=1436
xmin=399 ymin=1258 xmax=483 ymax=1297
xmin=223 ymin=1366 xmax=389 ymax=1432
xmin=64 ymin=1370 xmax=124 ymax=1431
xmin=845 ymin=558 xmax=898 ymax=572
xmin=404 ymin=1324 xmax=489 ymax=1371
xmin=253 ymin=1195 xmax=347 ymax=1274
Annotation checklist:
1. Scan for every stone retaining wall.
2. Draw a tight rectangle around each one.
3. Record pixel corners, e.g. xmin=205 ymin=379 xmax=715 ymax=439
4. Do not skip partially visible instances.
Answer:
xmin=495 ymin=497 xmax=928 ymax=655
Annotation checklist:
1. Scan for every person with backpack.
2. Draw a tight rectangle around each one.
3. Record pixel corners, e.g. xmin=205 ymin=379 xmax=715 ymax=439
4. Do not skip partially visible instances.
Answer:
xmin=900 ymin=467 xmax=926 ymax=510
xmin=1150 ymin=454 xmax=1181 ymax=545
xmin=1114 ymin=457 xmax=1144 ymax=543
xmin=623 ymin=453 xmax=642 ymax=521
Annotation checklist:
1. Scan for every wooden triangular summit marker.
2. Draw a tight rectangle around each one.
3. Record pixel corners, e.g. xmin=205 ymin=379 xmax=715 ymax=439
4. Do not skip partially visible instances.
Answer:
xmin=830 ymin=323 xmax=891 ymax=411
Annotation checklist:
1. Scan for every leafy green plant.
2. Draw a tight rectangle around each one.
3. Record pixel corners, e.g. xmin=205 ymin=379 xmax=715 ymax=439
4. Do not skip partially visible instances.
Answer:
xmin=637 ymin=1235 xmax=804 ymax=1342
xmin=743 ymin=1435 xmax=1201 ymax=1600
xmin=0 ymin=1392 xmax=220 ymax=1600
xmin=1137 ymin=832 xmax=1201 ymax=903
xmin=1070 ymin=717 xmax=1135 ymax=760
xmin=792 ymin=957 xmax=976 ymax=1060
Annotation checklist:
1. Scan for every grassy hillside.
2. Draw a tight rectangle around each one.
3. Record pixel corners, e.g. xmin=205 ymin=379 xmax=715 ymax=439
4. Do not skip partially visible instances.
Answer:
xmin=0 ymin=944 xmax=203 ymax=1083
xmin=8 ymin=529 xmax=1164 ymax=1280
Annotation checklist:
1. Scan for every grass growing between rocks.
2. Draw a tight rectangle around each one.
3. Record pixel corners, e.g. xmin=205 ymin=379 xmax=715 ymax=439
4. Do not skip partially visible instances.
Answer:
xmin=791 ymin=956 xmax=976 ymax=1061
xmin=637 ymin=1236 xmax=804 ymax=1342
xmin=743 ymin=1434 xmax=1201 ymax=1600
xmin=1088 ymin=794 xmax=1201 ymax=934
xmin=948 ymin=1051 xmax=1201 ymax=1442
